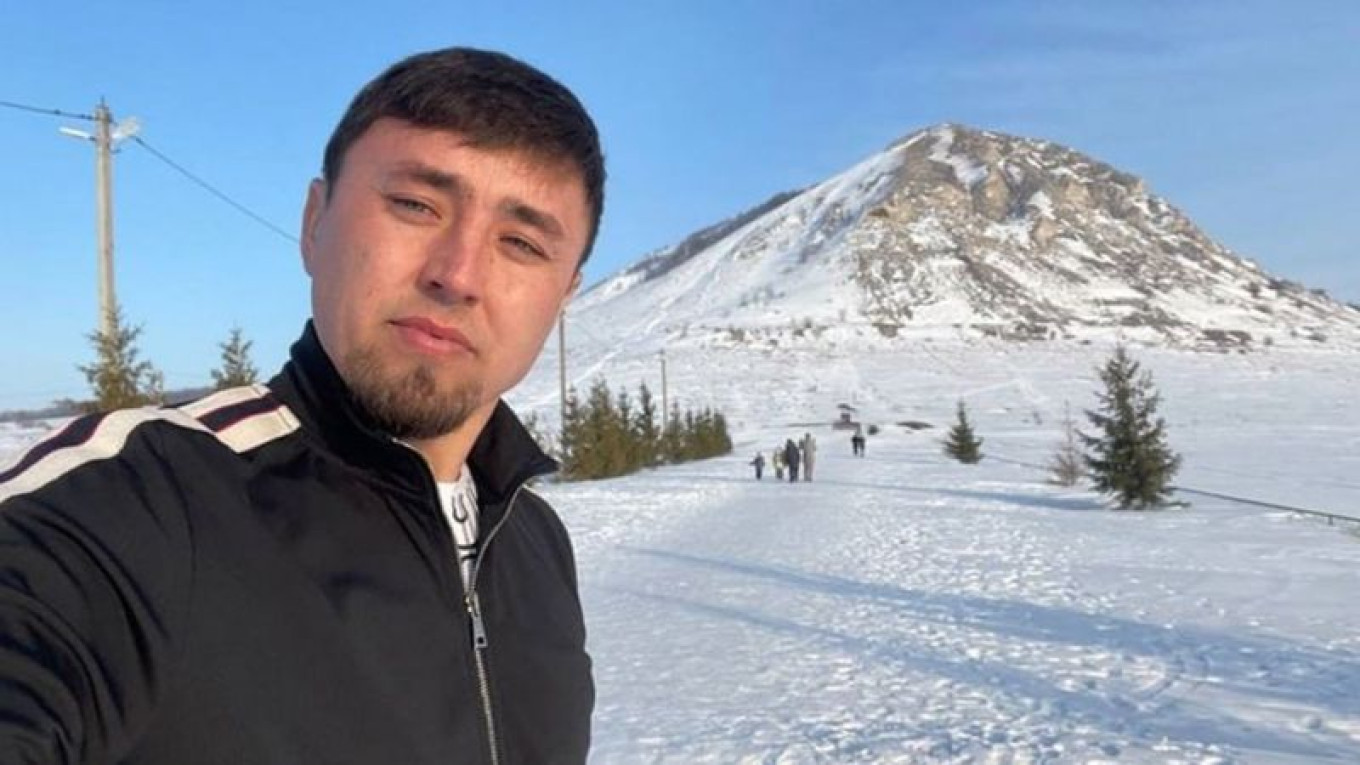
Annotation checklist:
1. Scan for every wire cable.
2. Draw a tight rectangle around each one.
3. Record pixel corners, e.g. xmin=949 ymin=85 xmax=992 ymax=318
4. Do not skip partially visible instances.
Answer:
xmin=131 ymin=136 xmax=298 ymax=244
xmin=0 ymin=99 xmax=93 ymax=121
xmin=984 ymin=445 xmax=1357 ymax=523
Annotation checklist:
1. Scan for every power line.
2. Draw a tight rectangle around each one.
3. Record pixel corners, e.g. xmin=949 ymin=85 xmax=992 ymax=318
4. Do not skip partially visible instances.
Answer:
xmin=5 ymin=98 xmax=297 ymax=244
xmin=1170 ymin=487 xmax=1358 ymax=525
xmin=131 ymin=136 xmax=298 ymax=244
xmin=984 ymin=446 xmax=1357 ymax=524
xmin=0 ymin=99 xmax=93 ymax=121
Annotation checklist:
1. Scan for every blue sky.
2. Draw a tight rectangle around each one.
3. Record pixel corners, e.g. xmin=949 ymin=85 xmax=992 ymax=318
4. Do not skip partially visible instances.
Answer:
xmin=1 ymin=1 xmax=1356 ymax=410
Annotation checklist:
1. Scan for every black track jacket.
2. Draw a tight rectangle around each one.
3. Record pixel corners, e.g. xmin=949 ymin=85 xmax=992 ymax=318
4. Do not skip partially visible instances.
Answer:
xmin=0 ymin=324 xmax=593 ymax=765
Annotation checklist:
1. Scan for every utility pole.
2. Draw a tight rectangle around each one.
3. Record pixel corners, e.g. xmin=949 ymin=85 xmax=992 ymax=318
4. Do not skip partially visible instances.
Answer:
xmin=93 ymin=101 xmax=115 ymax=339
xmin=61 ymin=100 xmax=139 ymax=340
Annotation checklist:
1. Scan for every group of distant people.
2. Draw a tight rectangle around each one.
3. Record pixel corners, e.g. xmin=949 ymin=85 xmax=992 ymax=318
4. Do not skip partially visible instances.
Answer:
xmin=750 ymin=432 xmax=818 ymax=482
xmin=749 ymin=426 xmax=868 ymax=480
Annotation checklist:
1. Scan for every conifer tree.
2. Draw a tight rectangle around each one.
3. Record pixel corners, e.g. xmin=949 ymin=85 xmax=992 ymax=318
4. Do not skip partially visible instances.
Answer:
xmin=612 ymin=388 xmax=637 ymax=473
xmin=662 ymin=403 xmax=684 ymax=463
xmin=558 ymin=386 xmax=584 ymax=476
xmin=577 ymin=378 xmax=617 ymax=478
xmin=78 ymin=306 xmax=164 ymax=412
xmin=942 ymin=400 xmax=983 ymax=464
xmin=211 ymin=326 xmax=260 ymax=390
xmin=1082 ymin=345 xmax=1182 ymax=509
xmin=1048 ymin=403 xmax=1084 ymax=487
xmin=712 ymin=411 xmax=732 ymax=455
xmin=633 ymin=382 xmax=660 ymax=467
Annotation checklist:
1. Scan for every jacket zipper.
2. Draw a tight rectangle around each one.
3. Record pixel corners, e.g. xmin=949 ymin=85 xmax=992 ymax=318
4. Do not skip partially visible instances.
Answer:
xmin=463 ymin=484 xmax=527 ymax=765
xmin=465 ymin=589 xmax=497 ymax=765
xmin=398 ymin=439 xmax=535 ymax=765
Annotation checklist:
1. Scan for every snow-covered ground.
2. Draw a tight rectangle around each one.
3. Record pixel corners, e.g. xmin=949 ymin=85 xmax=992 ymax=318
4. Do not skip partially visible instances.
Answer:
xmin=526 ymin=341 xmax=1360 ymax=764
xmin=3 ymin=345 xmax=1358 ymax=764
xmin=552 ymin=431 xmax=1359 ymax=764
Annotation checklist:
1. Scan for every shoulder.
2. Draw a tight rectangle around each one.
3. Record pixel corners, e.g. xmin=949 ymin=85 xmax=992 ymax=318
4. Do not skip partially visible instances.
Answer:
xmin=516 ymin=484 xmax=567 ymax=530
xmin=1 ymin=385 xmax=301 ymax=504
xmin=513 ymin=484 xmax=582 ymax=586
xmin=513 ymin=484 xmax=582 ymax=555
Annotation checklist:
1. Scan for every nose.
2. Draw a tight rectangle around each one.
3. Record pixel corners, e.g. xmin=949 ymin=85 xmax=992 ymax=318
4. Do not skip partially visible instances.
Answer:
xmin=418 ymin=219 xmax=486 ymax=305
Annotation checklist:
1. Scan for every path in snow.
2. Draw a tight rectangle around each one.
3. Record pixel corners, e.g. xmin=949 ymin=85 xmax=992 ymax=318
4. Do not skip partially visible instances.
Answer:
xmin=545 ymin=428 xmax=1360 ymax=764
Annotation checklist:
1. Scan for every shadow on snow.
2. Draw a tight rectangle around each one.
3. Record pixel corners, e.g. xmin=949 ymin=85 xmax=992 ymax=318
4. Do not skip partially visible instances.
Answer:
xmin=605 ymin=546 xmax=1360 ymax=759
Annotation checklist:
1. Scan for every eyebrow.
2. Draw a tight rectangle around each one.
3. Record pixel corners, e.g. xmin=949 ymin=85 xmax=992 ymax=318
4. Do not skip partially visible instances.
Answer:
xmin=386 ymin=161 xmax=461 ymax=193
xmin=386 ymin=161 xmax=567 ymax=241
xmin=499 ymin=199 xmax=565 ymax=240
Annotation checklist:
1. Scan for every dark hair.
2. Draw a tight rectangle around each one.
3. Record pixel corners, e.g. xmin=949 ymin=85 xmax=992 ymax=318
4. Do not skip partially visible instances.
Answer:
xmin=322 ymin=47 xmax=606 ymax=266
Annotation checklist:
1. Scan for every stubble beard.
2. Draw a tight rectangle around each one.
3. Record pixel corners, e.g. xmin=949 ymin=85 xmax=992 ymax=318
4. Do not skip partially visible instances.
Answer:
xmin=343 ymin=345 xmax=483 ymax=440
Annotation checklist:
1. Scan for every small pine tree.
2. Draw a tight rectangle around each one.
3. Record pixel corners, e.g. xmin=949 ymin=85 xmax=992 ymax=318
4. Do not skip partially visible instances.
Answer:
xmin=1082 ymin=345 xmax=1182 ymax=509
xmin=559 ymin=386 xmax=584 ymax=475
xmin=682 ymin=409 xmax=698 ymax=460
xmin=211 ymin=326 xmax=259 ymax=390
xmin=78 ymin=306 xmax=163 ymax=412
xmin=578 ymin=378 xmax=618 ymax=478
xmin=943 ymin=400 xmax=983 ymax=464
xmin=1048 ymin=403 xmax=1084 ymax=487
xmin=662 ymin=403 xmax=684 ymax=463
xmin=712 ymin=411 xmax=732 ymax=455
xmin=633 ymin=382 xmax=661 ymax=467
xmin=612 ymin=388 xmax=637 ymax=473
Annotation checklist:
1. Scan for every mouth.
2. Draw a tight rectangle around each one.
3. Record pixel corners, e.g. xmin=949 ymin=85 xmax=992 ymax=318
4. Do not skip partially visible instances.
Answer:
xmin=389 ymin=317 xmax=476 ymax=356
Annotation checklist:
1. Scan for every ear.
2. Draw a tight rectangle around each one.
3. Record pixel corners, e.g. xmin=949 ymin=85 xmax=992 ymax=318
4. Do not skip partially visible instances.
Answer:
xmin=566 ymin=270 xmax=583 ymax=302
xmin=300 ymin=179 xmax=327 ymax=277
xmin=559 ymin=270 xmax=583 ymax=318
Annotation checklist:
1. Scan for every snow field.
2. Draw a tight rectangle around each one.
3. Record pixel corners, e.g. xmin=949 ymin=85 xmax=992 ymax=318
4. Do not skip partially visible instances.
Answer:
xmin=543 ymin=412 xmax=1360 ymax=763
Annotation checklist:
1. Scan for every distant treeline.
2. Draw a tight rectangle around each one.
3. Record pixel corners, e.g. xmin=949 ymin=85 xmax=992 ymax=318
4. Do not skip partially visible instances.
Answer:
xmin=541 ymin=378 xmax=732 ymax=481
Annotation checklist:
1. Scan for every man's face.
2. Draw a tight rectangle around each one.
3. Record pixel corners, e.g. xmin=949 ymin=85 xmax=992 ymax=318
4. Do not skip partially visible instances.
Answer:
xmin=301 ymin=118 xmax=587 ymax=439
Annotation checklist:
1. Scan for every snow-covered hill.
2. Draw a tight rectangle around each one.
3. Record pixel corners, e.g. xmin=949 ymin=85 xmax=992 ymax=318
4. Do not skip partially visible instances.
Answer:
xmin=575 ymin=124 xmax=1360 ymax=354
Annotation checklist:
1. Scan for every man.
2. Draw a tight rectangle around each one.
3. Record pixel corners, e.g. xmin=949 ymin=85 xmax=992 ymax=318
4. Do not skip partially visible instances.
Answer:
xmin=0 ymin=48 xmax=601 ymax=765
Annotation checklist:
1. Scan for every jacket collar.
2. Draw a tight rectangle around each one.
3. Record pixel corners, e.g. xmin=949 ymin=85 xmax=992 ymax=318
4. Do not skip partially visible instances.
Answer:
xmin=268 ymin=322 xmax=557 ymax=504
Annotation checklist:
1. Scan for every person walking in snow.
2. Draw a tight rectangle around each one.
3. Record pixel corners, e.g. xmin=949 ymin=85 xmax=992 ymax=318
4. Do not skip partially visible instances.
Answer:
xmin=851 ymin=427 xmax=865 ymax=457
xmin=784 ymin=439 xmax=801 ymax=482
xmin=801 ymin=432 xmax=817 ymax=481
xmin=750 ymin=451 xmax=765 ymax=480
xmin=772 ymin=446 xmax=785 ymax=480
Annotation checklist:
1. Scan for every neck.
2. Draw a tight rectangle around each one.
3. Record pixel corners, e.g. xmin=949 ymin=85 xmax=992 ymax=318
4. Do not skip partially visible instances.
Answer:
xmin=408 ymin=402 xmax=496 ymax=482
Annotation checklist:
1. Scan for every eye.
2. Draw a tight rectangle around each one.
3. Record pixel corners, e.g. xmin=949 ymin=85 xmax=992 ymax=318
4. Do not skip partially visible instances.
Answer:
xmin=503 ymin=235 xmax=548 ymax=260
xmin=388 ymin=195 xmax=438 ymax=219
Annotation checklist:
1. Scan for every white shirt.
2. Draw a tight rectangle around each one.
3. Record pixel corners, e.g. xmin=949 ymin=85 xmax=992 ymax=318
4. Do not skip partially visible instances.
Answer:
xmin=435 ymin=466 xmax=480 ymax=593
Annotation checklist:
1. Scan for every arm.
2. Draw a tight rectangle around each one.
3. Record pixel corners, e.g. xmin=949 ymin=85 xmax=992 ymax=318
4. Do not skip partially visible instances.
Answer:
xmin=0 ymin=424 xmax=192 ymax=764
